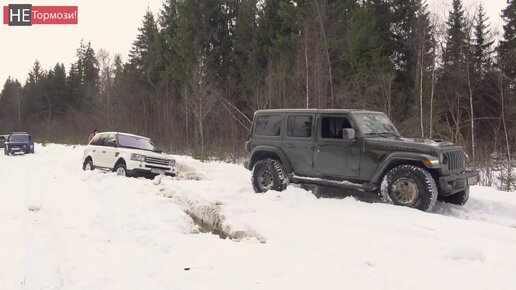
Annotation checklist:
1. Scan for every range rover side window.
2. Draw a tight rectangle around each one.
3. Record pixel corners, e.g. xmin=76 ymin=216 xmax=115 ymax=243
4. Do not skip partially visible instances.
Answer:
xmin=255 ymin=115 xmax=283 ymax=136
xmin=321 ymin=116 xmax=352 ymax=139
xmin=92 ymin=134 xmax=107 ymax=146
xmin=287 ymin=115 xmax=312 ymax=138
xmin=105 ymin=134 xmax=117 ymax=147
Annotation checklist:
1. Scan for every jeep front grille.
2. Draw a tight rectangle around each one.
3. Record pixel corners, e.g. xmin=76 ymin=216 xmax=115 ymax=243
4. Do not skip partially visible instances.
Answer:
xmin=443 ymin=150 xmax=466 ymax=173
xmin=146 ymin=157 xmax=169 ymax=166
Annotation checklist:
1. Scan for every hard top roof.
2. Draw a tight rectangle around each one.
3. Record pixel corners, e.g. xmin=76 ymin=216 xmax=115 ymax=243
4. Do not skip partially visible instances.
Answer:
xmin=97 ymin=131 xmax=150 ymax=139
xmin=254 ymin=108 xmax=382 ymax=115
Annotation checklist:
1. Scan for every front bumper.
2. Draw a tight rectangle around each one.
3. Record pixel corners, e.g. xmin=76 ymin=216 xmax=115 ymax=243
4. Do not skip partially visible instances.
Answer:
xmin=130 ymin=168 xmax=176 ymax=178
xmin=438 ymin=170 xmax=479 ymax=196
xmin=126 ymin=159 xmax=176 ymax=177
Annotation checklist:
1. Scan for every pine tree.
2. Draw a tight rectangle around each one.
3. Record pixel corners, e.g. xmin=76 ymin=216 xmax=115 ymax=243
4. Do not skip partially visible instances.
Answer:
xmin=472 ymin=4 xmax=494 ymax=78
xmin=0 ymin=78 xmax=23 ymax=130
xmin=75 ymin=40 xmax=99 ymax=108
xmin=231 ymin=0 xmax=259 ymax=110
xmin=499 ymin=0 xmax=516 ymax=79
xmin=129 ymin=9 xmax=159 ymax=82
xmin=443 ymin=0 xmax=468 ymax=71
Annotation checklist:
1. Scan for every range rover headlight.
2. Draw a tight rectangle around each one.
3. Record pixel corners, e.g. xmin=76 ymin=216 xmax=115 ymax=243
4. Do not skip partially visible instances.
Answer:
xmin=131 ymin=153 xmax=146 ymax=162
xmin=168 ymin=159 xmax=176 ymax=166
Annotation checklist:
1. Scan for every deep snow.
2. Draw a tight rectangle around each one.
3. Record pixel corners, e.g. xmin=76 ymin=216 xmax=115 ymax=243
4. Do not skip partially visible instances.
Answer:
xmin=1 ymin=144 xmax=516 ymax=290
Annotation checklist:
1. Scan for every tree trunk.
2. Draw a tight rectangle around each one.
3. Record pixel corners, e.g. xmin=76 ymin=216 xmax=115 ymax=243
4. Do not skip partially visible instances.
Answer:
xmin=313 ymin=0 xmax=333 ymax=107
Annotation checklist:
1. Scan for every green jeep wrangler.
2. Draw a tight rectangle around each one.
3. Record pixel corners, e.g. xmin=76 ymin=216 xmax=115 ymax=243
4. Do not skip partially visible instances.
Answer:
xmin=244 ymin=109 xmax=479 ymax=211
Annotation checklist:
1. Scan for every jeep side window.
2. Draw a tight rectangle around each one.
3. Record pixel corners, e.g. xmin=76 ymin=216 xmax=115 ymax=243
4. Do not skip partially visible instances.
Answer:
xmin=287 ymin=115 xmax=312 ymax=138
xmin=255 ymin=115 xmax=282 ymax=136
xmin=321 ymin=117 xmax=352 ymax=139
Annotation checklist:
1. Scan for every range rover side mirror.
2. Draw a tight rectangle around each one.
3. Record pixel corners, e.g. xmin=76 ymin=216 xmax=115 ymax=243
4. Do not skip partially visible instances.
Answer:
xmin=342 ymin=128 xmax=355 ymax=140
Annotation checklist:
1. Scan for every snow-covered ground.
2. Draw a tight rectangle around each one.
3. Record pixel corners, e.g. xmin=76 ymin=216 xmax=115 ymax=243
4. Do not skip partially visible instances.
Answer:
xmin=1 ymin=144 xmax=516 ymax=290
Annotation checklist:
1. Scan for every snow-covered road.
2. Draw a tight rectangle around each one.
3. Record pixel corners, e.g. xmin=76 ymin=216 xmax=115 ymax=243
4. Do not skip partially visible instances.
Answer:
xmin=1 ymin=144 xmax=516 ymax=290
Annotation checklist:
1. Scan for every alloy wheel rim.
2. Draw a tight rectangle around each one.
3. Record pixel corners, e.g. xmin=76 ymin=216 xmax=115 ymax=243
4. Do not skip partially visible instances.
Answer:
xmin=116 ymin=167 xmax=126 ymax=176
xmin=258 ymin=170 xmax=274 ymax=191
xmin=391 ymin=177 xmax=420 ymax=206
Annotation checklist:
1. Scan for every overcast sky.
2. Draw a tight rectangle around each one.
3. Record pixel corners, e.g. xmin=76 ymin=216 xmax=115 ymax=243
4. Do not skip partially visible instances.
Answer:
xmin=0 ymin=0 xmax=508 ymax=86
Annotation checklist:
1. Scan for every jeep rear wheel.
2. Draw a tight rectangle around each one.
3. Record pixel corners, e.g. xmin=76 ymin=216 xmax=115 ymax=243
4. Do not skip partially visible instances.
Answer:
xmin=438 ymin=189 xmax=469 ymax=206
xmin=380 ymin=165 xmax=438 ymax=211
xmin=252 ymin=159 xmax=288 ymax=193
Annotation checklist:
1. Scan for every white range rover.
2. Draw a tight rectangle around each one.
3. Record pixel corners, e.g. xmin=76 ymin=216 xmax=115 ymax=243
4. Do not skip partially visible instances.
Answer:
xmin=82 ymin=132 xmax=176 ymax=177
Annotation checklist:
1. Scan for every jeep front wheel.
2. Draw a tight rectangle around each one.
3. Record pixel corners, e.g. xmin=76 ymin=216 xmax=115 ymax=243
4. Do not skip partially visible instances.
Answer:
xmin=252 ymin=159 xmax=288 ymax=193
xmin=380 ymin=165 xmax=438 ymax=211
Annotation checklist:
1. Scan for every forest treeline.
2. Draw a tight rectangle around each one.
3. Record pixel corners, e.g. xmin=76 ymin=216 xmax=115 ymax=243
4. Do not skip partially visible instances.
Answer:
xmin=0 ymin=0 xmax=515 ymax=162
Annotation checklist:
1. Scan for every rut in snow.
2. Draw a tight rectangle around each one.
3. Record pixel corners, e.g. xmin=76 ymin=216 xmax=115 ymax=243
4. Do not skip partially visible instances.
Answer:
xmin=153 ymin=176 xmax=265 ymax=242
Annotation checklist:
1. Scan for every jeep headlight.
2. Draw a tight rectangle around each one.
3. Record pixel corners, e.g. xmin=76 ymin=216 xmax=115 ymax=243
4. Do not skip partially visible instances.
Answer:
xmin=168 ymin=159 xmax=176 ymax=166
xmin=131 ymin=153 xmax=146 ymax=162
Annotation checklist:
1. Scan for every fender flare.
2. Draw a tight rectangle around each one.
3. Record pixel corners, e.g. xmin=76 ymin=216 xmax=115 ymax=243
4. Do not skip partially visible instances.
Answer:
xmin=249 ymin=146 xmax=293 ymax=174
xmin=371 ymin=152 xmax=439 ymax=184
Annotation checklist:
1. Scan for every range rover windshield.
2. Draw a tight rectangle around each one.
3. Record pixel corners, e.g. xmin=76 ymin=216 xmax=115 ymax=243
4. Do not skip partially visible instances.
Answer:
xmin=10 ymin=134 xmax=30 ymax=142
xmin=356 ymin=113 xmax=400 ymax=137
xmin=117 ymin=134 xmax=155 ymax=151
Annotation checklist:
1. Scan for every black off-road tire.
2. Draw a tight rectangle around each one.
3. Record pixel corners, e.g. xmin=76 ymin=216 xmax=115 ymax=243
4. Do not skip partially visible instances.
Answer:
xmin=252 ymin=158 xmax=288 ymax=193
xmin=380 ymin=165 xmax=438 ymax=211
xmin=438 ymin=189 xmax=469 ymax=206
xmin=114 ymin=163 xmax=128 ymax=177
xmin=83 ymin=158 xmax=94 ymax=171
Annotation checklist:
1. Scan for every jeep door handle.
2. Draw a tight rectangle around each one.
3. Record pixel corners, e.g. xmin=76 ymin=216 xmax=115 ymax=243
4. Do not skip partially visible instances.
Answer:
xmin=286 ymin=143 xmax=296 ymax=148
xmin=102 ymin=151 xmax=106 ymax=153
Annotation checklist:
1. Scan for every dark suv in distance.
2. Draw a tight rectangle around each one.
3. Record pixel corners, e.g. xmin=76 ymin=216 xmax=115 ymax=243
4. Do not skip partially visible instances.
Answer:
xmin=4 ymin=132 xmax=35 ymax=155
xmin=244 ymin=109 xmax=479 ymax=212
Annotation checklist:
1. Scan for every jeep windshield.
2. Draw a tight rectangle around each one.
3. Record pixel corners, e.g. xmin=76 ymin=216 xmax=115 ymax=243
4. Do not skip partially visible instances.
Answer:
xmin=9 ymin=135 xmax=30 ymax=142
xmin=117 ymin=134 xmax=155 ymax=151
xmin=355 ymin=113 xmax=400 ymax=137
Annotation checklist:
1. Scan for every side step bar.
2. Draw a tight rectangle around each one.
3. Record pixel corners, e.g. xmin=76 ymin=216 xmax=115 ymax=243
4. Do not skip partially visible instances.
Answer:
xmin=290 ymin=175 xmax=377 ymax=192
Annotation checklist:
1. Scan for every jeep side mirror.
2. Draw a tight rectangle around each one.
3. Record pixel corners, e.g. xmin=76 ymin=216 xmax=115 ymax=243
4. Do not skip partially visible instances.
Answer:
xmin=342 ymin=128 xmax=355 ymax=140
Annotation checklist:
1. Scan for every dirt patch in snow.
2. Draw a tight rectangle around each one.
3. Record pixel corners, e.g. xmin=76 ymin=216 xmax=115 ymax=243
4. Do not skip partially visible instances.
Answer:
xmin=153 ymin=177 xmax=265 ymax=242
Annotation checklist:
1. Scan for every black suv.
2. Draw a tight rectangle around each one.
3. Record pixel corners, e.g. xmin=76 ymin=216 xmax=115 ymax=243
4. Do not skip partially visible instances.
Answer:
xmin=244 ymin=109 xmax=478 ymax=211
xmin=4 ymin=132 xmax=35 ymax=155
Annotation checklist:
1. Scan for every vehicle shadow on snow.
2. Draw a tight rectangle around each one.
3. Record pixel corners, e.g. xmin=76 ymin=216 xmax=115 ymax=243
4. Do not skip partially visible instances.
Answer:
xmin=299 ymin=185 xmax=384 ymax=204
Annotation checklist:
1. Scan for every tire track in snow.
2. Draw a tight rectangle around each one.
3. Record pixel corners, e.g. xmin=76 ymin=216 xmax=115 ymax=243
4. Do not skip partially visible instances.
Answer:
xmin=153 ymin=175 xmax=266 ymax=243
xmin=21 ymin=166 xmax=65 ymax=290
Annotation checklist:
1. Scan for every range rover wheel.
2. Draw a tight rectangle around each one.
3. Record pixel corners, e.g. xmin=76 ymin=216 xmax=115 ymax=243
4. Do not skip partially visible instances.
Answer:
xmin=115 ymin=163 xmax=127 ymax=176
xmin=83 ymin=159 xmax=94 ymax=171
xmin=380 ymin=165 xmax=438 ymax=211
xmin=438 ymin=189 xmax=469 ymax=206
xmin=252 ymin=158 xmax=288 ymax=193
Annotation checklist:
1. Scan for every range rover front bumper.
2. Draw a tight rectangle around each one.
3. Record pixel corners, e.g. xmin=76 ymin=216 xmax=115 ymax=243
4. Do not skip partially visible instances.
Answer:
xmin=438 ymin=170 xmax=479 ymax=196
